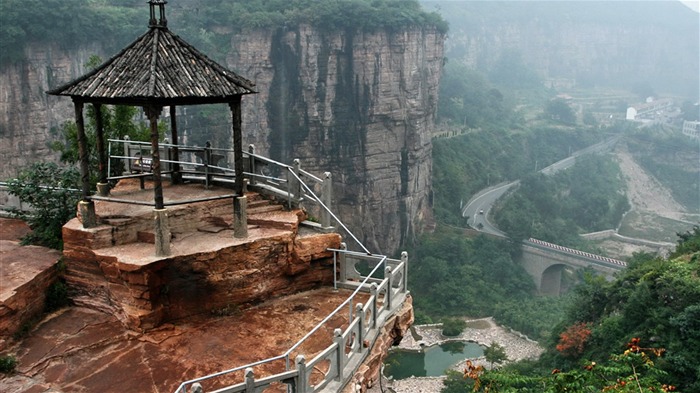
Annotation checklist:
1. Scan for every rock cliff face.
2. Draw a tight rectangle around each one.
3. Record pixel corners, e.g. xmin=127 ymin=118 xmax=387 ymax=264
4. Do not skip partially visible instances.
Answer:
xmin=228 ymin=26 xmax=444 ymax=253
xmin=0 ymin=43 xmax=104 ymax=178
xmin=0 ymin=26 xmax=444 ymax=254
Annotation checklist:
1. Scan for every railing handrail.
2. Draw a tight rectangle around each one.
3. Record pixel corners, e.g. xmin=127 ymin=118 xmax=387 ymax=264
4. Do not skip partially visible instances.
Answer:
xmin=286 ymin=167 xmax=371 ymax=255
xmin=173 ymin=248 xmax=407 ymax=393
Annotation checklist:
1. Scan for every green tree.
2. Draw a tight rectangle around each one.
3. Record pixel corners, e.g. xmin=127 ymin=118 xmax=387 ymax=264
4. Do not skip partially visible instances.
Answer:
xmin=451 ymin=340 xmax=675 ymax=392
xmin=582 ymin=111 xmax=597 ymax=126
xmin=484 ymin=342 xmax=508 ymax=369
xmin=442 ymin=317 xmax=467 ymax=337
xmin=670 ymin=225 xmax=700 ymax=258
xmin=545 ymin=99 xmax=576 ymax=125
xmin=7 ymin=163 xmax=80 ymax=249
xmin=536 ymin=236 xmax=700 ymax=391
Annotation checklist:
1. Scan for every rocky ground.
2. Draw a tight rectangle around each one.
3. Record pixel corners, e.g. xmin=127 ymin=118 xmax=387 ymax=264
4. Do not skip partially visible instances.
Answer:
xmin=0 ymin=216 xmax=370 ymax=393
xmin=587 ymin=147 xmax=697 ymax=258
xmin=371 ymin=318 xmax=543 ymax=393
xmin=615 ymin=149 xmax=688 ymax=222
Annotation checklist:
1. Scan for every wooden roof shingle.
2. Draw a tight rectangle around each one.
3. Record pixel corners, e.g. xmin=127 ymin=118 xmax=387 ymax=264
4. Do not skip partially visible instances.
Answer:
xmin=48 ymin=5 xmax=256 ymax=106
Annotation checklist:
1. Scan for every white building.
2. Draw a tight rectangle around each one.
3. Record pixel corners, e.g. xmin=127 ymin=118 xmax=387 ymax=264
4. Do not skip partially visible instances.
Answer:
xmin=682 ymin=120 xmax=700 ymax=139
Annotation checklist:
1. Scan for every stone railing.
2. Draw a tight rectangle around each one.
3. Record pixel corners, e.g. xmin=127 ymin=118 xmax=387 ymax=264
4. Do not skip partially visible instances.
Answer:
xmin=246 ymin=145 xmax=332 ymax=227
xmin=526 ymin=238 xmax=627 ymax=268
xmin=106 ymin=140 xmax=336 ymax=230
xmin=173 ymin=245 xmax=409 ymax=393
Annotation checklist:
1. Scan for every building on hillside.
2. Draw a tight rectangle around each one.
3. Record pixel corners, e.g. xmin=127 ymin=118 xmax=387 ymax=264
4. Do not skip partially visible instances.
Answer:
xmin=682 ymin=120 xmax=700 ymax=139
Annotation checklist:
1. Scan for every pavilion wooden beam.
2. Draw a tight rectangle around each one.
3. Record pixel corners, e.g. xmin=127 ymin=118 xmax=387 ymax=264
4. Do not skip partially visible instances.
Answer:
xmin=230 ymin=96 xmax=247 ymax=238
xmin=169 ymin=105 xmax=181 ymax=184
xmin=146 ymin=105 xmax=171 ymax=256
xmin=94 ymin=103 xmax=109 ymax=196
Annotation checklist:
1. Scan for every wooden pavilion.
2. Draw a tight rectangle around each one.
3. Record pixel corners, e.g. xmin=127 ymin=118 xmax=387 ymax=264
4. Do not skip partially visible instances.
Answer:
xmin=48 ymin=0 xmax=257 ymax=256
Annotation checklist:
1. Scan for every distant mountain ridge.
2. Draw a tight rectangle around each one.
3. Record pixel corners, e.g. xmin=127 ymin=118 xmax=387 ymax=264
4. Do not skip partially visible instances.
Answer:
xmin=424 ymin=0 xmax=699 ymax=96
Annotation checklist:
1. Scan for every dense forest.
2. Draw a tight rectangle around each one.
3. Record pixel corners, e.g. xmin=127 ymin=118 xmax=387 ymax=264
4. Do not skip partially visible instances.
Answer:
xmin=0 ymin=0 xmax=446 ymax=65
xmin=493 ymin=156 xmax=631 ymax=246
xmin=408 ymin=229 xmax=574 ymax=341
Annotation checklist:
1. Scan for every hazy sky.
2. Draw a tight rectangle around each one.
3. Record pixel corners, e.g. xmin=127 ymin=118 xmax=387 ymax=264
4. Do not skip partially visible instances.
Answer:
xmin=680 ymin=0 xmax=699 ymax=12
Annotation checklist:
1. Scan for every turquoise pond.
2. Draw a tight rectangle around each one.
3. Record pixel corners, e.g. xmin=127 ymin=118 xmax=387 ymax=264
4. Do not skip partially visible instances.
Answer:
xmin=383 ymin=341 xmax=484 ymax=379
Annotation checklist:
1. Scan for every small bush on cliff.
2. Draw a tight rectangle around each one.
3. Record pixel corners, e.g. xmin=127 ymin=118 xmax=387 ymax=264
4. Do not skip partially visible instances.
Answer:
xmin=7 ymin=162 xmax=80 ymax=250
xmin=45 ymin=280 xmax=70 ymax=312
xmin=0 ymin=355 xmax=17 ymax=374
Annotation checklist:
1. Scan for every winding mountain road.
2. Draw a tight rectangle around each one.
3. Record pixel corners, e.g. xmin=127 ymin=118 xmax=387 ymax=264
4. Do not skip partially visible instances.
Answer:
xmin=461 ymin=136 xmax=621 ymax=235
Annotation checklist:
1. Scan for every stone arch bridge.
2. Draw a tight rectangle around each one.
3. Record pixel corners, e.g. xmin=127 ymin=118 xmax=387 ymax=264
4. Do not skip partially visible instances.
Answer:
xmin=520 ymin=238 xmax=627 ymax=295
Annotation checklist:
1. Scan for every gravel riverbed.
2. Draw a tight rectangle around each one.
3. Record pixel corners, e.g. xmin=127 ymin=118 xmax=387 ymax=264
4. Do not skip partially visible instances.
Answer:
xmin=370 ymin=317 xmax=543 ymax=393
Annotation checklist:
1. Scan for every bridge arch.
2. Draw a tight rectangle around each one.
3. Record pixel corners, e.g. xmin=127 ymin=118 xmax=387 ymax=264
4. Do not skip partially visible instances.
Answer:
xmin=540 ymin=264 xmax=566 ymax=296
xmin=519 ymin=239 xmax=625 ymax=295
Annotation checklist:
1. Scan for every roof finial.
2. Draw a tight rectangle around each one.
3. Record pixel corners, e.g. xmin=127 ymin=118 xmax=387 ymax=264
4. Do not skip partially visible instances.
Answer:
xmin=148 ymin=0 xmax=168 ymax=28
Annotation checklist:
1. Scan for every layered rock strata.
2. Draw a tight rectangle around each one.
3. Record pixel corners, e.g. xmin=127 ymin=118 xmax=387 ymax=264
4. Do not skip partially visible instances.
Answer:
xmin=0 ymin=43 xmax=103 ymax=178
xmin=61 ymin=182 xmax=342 ymax=330
xmin=0 ymin=239 xmax=61 ymax=347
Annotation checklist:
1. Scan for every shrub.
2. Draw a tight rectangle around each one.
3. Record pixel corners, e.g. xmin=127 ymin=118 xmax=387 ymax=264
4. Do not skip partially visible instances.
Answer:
xmin=6 ymin=162 xmax=80 ymax=249
xmin=442 ymin=317 xmax=467 ymax=337
xmin=45 ymin=280 xmax=70 ymax=312
xmin=0 ymin=355 xmax=17 ymax=373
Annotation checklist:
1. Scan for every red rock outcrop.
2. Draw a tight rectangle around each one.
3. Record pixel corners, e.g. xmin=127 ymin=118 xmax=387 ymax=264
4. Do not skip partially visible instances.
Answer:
xmin=0 ymin=220 xmax=62 ymax=348
xmin=61 ymin=183 xmax=342 ymax=330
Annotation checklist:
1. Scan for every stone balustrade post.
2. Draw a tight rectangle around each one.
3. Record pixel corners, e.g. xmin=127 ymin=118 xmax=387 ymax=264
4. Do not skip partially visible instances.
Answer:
xmin=356 ymin=303 xmax=365 ymax=353
xmin=295 ymin=355 xmax=307 ymax=393
xmin=190 ymin=383 xmax=203 ymax=393
xmin=334 ymin=328 xmax=344 ymax=382
xmin=321 ymin=172 xmax=332 ymax=228
xmin=154 ymin=208 xmax=171 ymax=256
xmin=385 ymin=266 xmax=393 ymax=310
xmin=338 ymin=243 xmax=348 ymax=283
xmin=234 ymin=195 xmax=248 ymax=238
xmin=245 ymin=368 xmax=255 ymax=393
xmin=401 ymin=251 xmax=408 ymax=293
xmin=122 ymin=135 xmax=131 ymax=175
xmin=370 ymin=283 xmax=378 ymax=329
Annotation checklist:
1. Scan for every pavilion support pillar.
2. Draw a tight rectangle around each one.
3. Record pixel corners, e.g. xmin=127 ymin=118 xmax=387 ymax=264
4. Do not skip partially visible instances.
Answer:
xmin=169 ymin=105 xmax=182 ymax=184
xmin=229 ymin=96 xmax=244 ymax=194
xmin=229 ymin=97 xmax=247 ymax=238
xmin=94 ymin=103 xmax=109 ymax=197
xmin=146 ymin=105 xmax=170 ymax=256
xmin=74 ymin=100 xmax=97 ymax=228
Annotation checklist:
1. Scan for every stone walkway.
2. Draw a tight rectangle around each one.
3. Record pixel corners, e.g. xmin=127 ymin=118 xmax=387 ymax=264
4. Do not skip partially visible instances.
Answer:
xmin=374 ymin=317 xmax=543 ymax=393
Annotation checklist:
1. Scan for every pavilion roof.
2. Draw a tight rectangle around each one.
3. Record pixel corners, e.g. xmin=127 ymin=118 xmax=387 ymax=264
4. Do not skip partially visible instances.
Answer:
xmin=48 ymin=3 xmax=256 ymax=106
